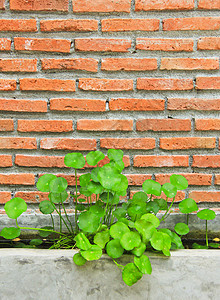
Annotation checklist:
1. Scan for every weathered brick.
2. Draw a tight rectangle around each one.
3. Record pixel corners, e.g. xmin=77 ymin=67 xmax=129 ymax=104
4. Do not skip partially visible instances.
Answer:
xmin=0 ymin=192 xmax=11 ymax=204
xmin=155 ymin=173 xmax=212 ymax=186
xmin=135 ymin=0 xmax=194 ymax=11
xmin=0 ymin=137 xmax=37 ymax=149
xmin=198 ymin=0 xmax=220 ymax=9
xmin=167 ymin=98 xmax=220 ymax=111
xmin=196 ymin=77 xmax=220 ymax=90
xmin=0 ymin=0 xmax=5 ymax=10
xmin=101 ymin=58 xmax=157 ymax=71
xmin=189 ymin=191 xmax=220 ymax=203
xmin=136 ymin=119 xmax=191 ymax=131
xmin=20 ymin=78 xmax=75 ymax=92
xmin=133 ymin=155 xmax=189 ymax=167
xmin=78 ymin=78 xmax=133 ymax=91
xmin=126 ymin=174 xmax=152 ymax=186
xmin=17 ymin=120 xmax=73 ymax=132
xmin=0 ymin=39 xmax=11 ymax=51
xmin=0 ymin=155 xmax=13 ymax=167
xmin=0 ymin=59 xmax=37 ymax=72
xmin=0 ymin=119 xmax=14 ymax=131
xmin=160 ymin=137 xmax=216 ymax=150
xmin=0 ymin=19 xmax=37 ymax=32
xmin=0 ymin=80 xmax=16 ymax=91
xmin=136 ymin=38 xmax=193 ymax=52
xmin=195 ymin=119 xmax=220 ymax=131
xmin=130 ymin=190 xmax=185 ymax=202
xmin=109 ymin=98 xmax=165 ymax=111
xmin=0 ymin=174 xmax=35 ymax=185
xmin=50 ymin=98 xmax=105 ymax=112
xmin=101 ymin=19 xmax=159 ymax=32
xmin=14 ymin=191 xmax=50 ymax=203
xmin=40 ymin=138 xmax=96 ymax=150
xmin=137 ymin=78 xmax=193 ymax=90
xmin=41 ymin=58 xmax=98 ymax=72
xmin=161 ymin=58 xmax=219 ymax=70
xmin=75 ymin=39 xmax=131 ymax=52
xmin=72 ymin=0 xmax=131 ymax=13
xmin=198 ymin=37 xmax=220 ymax=50
xmin=100 ymin=138 xmax=155 ymax=149
xmin=15 ymin=155 xmax=66 ymax=168
xmin=40 ymin=19 xmax=98 ymax=32
xmin=10 ymin=0 xmax=69 ymax=11
xmin=0 ymin=99 xmax=47 ymax=112
xmin=215 ymin=175 xmax=220 ymax=185
xmin=192 ymin=156 xmax=220 ymax=168
xmin=163 ymin=17 xmax=220 ymax=31
xmin=14 ymin=37 xmax=71 ymax=53
xmin=85 ymin=155 xmax=130 ymax=168
xmin=77 ymin=119 xmax=133 ymax=131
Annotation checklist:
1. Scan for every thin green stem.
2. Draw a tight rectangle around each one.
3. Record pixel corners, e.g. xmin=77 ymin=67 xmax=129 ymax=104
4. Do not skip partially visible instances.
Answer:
xmin=61 ymin=201 xmax=74 ymax=234
xmin=113 ymin=259 xmax=124 ymax=270
xmin=51 ymin=202 xmax=71 ymax=233
xmin=50 ymin=214 xmax=55 ymax=231
xmin=75 ymin=168 xmax=78 ymax=231
xmin=160 ymin=196 xmax=175 ymax=223
xmin=187 ymin=214 xmax=189 ymax=226
xmin=206 ymin=220 xmax=209 ymax=247
xmin=59 ymin=203 xmax=62 ymax=235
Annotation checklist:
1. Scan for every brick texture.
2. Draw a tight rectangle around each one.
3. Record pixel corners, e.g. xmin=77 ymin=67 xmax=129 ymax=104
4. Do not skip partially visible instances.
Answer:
xmin=136 ymin=119 xmax=191 ymax=131
xmin=167 ymin=98 xmax=220 ymax=111
xmin=163 ymin=17 xmax=220 ymax=31
xmin=20 ymin=78 xmax=75 ymax=92
xmin=77 ymin=119 xmax=133 ymax=131
xmin=50 ymin=98 xmax=106 ymax=112
xmin=75 ymin=39 xmax=131 ymax=52
xmin=10 ymin=0 xmax=69 ymax=11
xmin=17 ymin=120 xmax=73 ymax=132
xmin=101 ymin=58 xmax=157 ymax=71
xmin=40 ymin=138 xmax=96 ymax=150
xmin=155 ymin=173 xmax=212 ymax=186
xmin=137 ymin=78 xmax=193 ymax=90
xmin=100 ymin=138 xmax=155 ymax=150
xmin=72 ymin=0 xmax=131 ymax=13
xmin=0 ymin=120 xmax=14 ymax=131
xmin=109 ymin=98 xmax=165 ymax=111
xmin=160 ymin=137 xmax=216 ymax=150
xmin=197 ymin=37 xmax=220 ymax=50
xmin=160 ymin=58 xmax=219 ymax=70
xmin=136 ymin=38 xmax=193 ymax=52
xmin=0 ymin=19 xmax=37 ymax=32
xmin=133 ymin=156 xmax=189 ymax=167
xmin=0 ymin=38 xmax=11 ymax=51
xmin=101 ymin=19 xmax=159 ymax=32
xmin=198 ymin=0 xmax=220 ymax=9
xmin=40 ymin=19 xmax=98 ymax=32
xmin=0 ymin=155 xmax=13 ymax=167
xmin=135 ymin=0 xmax=194 ymax=11
xmin=0 ymin=99 xmax=47 ymax=112
xmin=41 ymin=58 xmax=98 ymax=72
xmin=0 ymin=59 xmax=37 ymax=72
xmin=78 ymin=78 xmax=133 ymax=91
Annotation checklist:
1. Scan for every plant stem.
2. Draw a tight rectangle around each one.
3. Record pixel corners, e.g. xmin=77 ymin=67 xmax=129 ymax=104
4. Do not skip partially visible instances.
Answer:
xmin=59 ymin=203 xmax=62 ymax=236
xmin=113 ymin=259 xmax=124 ymax=270
xmin=206 ymin=220 xmax=209 ymax=247
xmin=75 ymin=168 xmax=78 ymax=231
xmin=160 ymin=196 xmax=175 ymax=223
xmin=187 ymin=214 xmax=189 ymax=226
xmin=51 ymin=202 xmax=71 ymax=234
xmin=61 ymin=201 xmax=74 ymax=234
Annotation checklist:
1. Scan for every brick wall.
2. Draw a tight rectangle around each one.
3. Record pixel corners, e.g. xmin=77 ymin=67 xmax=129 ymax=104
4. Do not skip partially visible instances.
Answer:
xmin=0 ymin=0 xmax=219 ymax=215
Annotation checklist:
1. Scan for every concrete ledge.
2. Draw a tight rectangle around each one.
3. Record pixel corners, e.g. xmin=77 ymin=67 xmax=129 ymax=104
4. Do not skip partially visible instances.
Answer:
xmin=0 ymin=249 xmax=219 ymax=300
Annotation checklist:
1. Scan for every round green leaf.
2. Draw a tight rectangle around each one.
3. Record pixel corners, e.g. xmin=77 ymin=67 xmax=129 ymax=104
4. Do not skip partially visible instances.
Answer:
xmin=87 ymin=181 xmax=103 ymax=194
xmin=110 ymin=222 xmax=130 ymax=240
xmin=170 ymin=174 xmax=188 ymax=190
xmin=106 ymin=239 xmax=124 ymax=259
xmin=94 ymin=231 xmax=110 ymax=248
xmin=86 ymin=151 xmax=105 ymax=166
xmin=150 ymin=231 xmax=171 ymax=251
xmin=0 ymin=227 xmax=21 ymax=239
xmin=39 ymin=200 xmax=54 ymax=214
xmin=111 ymin=159 xmax=125 ymax=173
xmin=81 ymin=245 xmax=102 ymax=261
xmin=146 ymin=201 xmax=160 ymax=214
xmin=97 ymin=164 xmax=121 ymax=190
xmin=49 ymin=177 xmax=68 ymax=193
xmin=127 ymin=200 xmax=146 ymax=217
xmin=162 ymin=183 xmax=177 ymax=198
xmin=134 ymin=255 xmax=152 ymax=275
xmin=30 ymin=239 xmax=43 ymax=246
xmin=79 ymin=173 xmax=91 ymax=187
xmin=74 ymin=232 xmax=92 ymax=250
xmin=99 ymin=192 xmax=114 ymax=203
xmin=120 ymin=231 xmax=141 ymax=251
xmin=111 ymin=174 xmax=128 ymax=192
xmin=48 ymin=191 xmax=68 ymax=204
xmin=154 ymin=198 xmax=168 ymax=211
xmin=78 ymin=211 xmax=100 ymax=233
xmin=179 ymin=198 xmax=198 ymax=214
xmin=141 ymin=213 xmax=160 ymax=228
xmin=174 ymin=223 xmax=189 ymax=235
xmin=142 ymin=180 xmax=162 ymax=196
xmin=73 ymin=253 xmax=87 ymax=266
xmin=122 ymin=263 xmax=142 ymax=286
xmin=135 ymin=219 xmax=156 ymax=241
xmin=64 ymin=153 xmax=85 ymax=169
xmin=113 ymin=207 xmax=127 ymax=220
xmin=36 ymin=174 xmax=57 ymax=192
xmin=197 ymin=209 xmax=216 ymax=221
xmin=38 ymin=226 xmax=53 ymax=238
xmin=131 ymin=242 xmax=146 ymax=257
xmin=107 ymin=149 xmax=123 ymax=162
xmin=91 ymin=167 xmax=100 ymax=183
xmin=132 ymin=191 xmax=148 ymax=202
xmin=79 ymin=186 xmax=92 ymax=197
xmin=4 ymin=197 xmax=27 ymax=219
xmin=89 ymin=205 xmax=105 ymax=218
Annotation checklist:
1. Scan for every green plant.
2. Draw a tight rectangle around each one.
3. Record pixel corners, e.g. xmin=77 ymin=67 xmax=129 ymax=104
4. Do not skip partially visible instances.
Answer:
xmin=0 ymin=149 xmax=218 ymax=286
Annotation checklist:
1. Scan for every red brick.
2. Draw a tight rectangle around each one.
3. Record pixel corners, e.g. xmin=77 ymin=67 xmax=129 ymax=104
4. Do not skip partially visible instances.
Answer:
xmin=137 ymin=78 xmax=193 ymax=90
xmin=0 ymin=0 xmax=5 ymax=10
xmin=75 ymin=39 xmax=131 ymax=52
xmin=161 ymin=58 xmax=219 ymax=70
xmin=163 ymin=17 xmax=220 ymax=31
xmin=101 ymin=58 xmax=157 ymax=71
xmin=126 ymin=174 xmax=152 ymax=186
xmin=135 ymin=0 xmax=194 ymax=11
xmin=100 ymin=138 xmax=155 ymax=150
xmin=50 ymin=98 xmax=105 ymax=112
xmin=85 ymin=155 xmax=130 ymax=168
xmin=155 ymin=173 xmax=212 ymax=186
xmin=198 ymin=0 xmax=220 ymax=9
xmin=40 ymin=19 xmax=98 ymax=32
xmin=72 ymin=0 xmax=131 ymax=13
xmin=198 ymin=37 xmax=220 ymax=50
xmin=0 ymin=155 xmax=13 ymax=167
xmin=40 ymin=138 xmax=96 ymax=151
xmin=195 ymin=119 xmax=220 ymax=131
xmin=0 ymin=80 xmax=16 ymax=91
xmin=0 ymin=99 xmax=47 ymax=112
xmin=15 ymin=155 xmax=66 ymax=168
xmin=0 ymin=137 xmax=37 ymax=149
xmin=20 ymin=78 xmax=75 ymax=92
xmin=167 ymin=98 xmax=220 ymax=111
xmin=136 ymin=119 xmax=191 ymax=131
xmin=192 ymin=156 xmax=220 ymax=168
xmin=196 ymin=77 xmax=220 ymax=90
xmin=215 ymin=175 xmax=220 ymax=185
xmin=136 ymin=38 xmax=193 ymax=52
xmin=77 ymin=119 xmax=133 ymax=131
xmin=0 ymin=174 xmax=35 ymax=185
xmin=14 ymin=191 xmax=50 ymax=203
xmin=0 ymin=39 xmax=11 ymax=51
xmin=10 ymin=0 xmax=69 ymax=11
xmin=130 ymin=190 xmax=185 ymax=202
xmin=189 ymin=191 xmax=220 ymax=203
xmin=78 ymin=78 xmax=133 ymax=91
xmin=14 ymin=37 xmax=71 ymax=53
xmin=101 ymin=19 xmax=159 ymax=32
xmin=0 ymin=59 xmax=37 ymax=72
xmin=0 ymin=119 xmax=14 ymax=131
xmin=160 ymin=137 xmax=216 ymax=150
xmin=0 ymin=19 xmax=37 ymax=32
xmin=0 ymin=192 xmax=11 ymax=204
xmin=133 ymin=155 xmax=189 ymax=167
xmin=109 ymin=98 xmax=165 ymax=111
xmin=41 ymin=58 xmax=98 ymax=73
xmin=17 ymin=120 xmax=73 ymax=132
